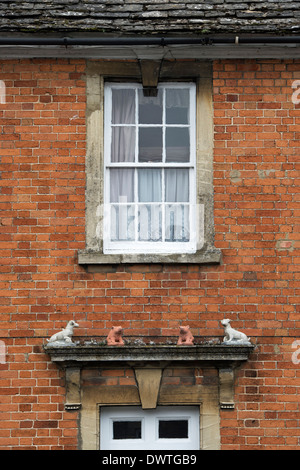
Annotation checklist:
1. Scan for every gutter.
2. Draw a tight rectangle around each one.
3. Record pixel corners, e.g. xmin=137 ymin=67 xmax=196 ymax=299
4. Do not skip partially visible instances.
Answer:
xmin=0 ymin=35 xmax=299 ymax=46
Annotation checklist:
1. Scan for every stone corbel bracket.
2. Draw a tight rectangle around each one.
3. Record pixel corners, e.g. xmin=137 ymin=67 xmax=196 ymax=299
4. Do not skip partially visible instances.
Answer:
xmin=44 ymin=343 xmax=254 ymax=411
xmin=64 ymin=368 xmax=81 ymax=411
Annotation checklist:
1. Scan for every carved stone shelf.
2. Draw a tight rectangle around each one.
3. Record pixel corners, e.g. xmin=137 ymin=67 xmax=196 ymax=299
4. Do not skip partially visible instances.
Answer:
xmin=44 ymin=342 xmax=255 ymax=411
xmin=44 ymin=343 xmax=254 ymax=368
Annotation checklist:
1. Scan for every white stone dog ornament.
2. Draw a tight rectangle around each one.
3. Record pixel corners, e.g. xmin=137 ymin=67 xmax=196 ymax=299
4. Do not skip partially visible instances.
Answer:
xmin=221 ymin=319 xmax=251 ymax=345
xmin=47 ymin=320 xmax=79 ymax=346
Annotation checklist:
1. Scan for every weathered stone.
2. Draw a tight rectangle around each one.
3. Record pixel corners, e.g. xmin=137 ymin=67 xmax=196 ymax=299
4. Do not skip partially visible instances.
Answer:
xmin=44 ymin=342 xmax=255 ymax=366
xmin=0 ymin=0 xmax=299 ymax=34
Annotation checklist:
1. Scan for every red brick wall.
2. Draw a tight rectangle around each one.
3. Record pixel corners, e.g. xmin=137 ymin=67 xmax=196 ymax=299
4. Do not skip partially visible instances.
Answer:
xmin=214 ymin=59 xmax=300 ymax=450
xmin=0 ymin=58 xmax=299 ymax=449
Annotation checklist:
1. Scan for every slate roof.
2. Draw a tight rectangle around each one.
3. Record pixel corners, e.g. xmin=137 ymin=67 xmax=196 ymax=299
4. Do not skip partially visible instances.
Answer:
xmin=0 ymin=0 xmax=299 ymax=35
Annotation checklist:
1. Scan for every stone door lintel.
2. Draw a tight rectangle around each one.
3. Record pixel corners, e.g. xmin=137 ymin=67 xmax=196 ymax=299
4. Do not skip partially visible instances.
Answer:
xmin=44 ymin=344 xmax=255 ymax=412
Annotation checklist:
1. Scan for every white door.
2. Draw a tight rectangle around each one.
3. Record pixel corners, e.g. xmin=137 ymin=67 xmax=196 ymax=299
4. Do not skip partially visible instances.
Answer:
xmin=100 ymin=406 xmax=200 ymax=450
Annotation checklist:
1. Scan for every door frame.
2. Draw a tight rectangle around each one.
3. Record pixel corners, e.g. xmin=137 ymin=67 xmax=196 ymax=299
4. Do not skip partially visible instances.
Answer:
xmin=79 ymin=373 xmax=220 ymax=450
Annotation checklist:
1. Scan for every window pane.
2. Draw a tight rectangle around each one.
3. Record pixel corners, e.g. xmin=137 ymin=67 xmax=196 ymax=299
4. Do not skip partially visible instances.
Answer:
xmin=138 ymin=204 xmax=162 ymax=242
xmin=112 ymin=89 xmax=135 ymax=124
xmin=166 ymin=89 xmax=189 ymax=125
xmin=113 ymin=421 xmax=142 ymax=440
xmin=165 ymin=204 xmax=190 ymax=242
xmin=138 ymin=169 xmax=162 ymax=202
xmin=104 ymin=83 xmax=196 ymax=254
xmin=139 ymin=89 xmax=163 ymax=124
xmin=139 ymin=127 xmax=162 ymax=162
xmin=159 ymin=420 xmax=189 ymax=439
xmin=166 ymin=127 xmax=190 ymax=162
xmin=165 ymin=169 xmax=189 ymax=202
xmin=110 ymin=169 xmax=134 ymax=203
xmin=110 ymin=205 xmax=135 ymax=241
xmin=111 ymin=127 xmax=135 ymax=163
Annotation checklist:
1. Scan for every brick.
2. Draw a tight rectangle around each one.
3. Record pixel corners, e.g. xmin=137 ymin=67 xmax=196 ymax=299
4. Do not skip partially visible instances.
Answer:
xmin=34 ymin=421 xmax=58 ymax=429
xmin=0 ymin=56 xmax=299 ymax=450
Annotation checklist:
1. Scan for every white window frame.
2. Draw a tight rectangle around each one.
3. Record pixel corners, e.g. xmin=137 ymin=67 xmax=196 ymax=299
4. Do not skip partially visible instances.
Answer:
xmin=100 ymin=406 xmax=200 ymax=450
xmin=103 ymin=82 xmax=197 ymax=255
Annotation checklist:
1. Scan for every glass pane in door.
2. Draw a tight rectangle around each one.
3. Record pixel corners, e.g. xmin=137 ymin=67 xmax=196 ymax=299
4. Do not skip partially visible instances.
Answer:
xmin=113 ymin=421 xmax=142 ymax=440
xmin=158 ymin=420 xmax=189 ymax=439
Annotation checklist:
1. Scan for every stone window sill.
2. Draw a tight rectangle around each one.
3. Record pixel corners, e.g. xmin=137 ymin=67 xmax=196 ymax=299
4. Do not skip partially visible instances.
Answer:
xmin=77 ymin=247 xmax=222 ymax=266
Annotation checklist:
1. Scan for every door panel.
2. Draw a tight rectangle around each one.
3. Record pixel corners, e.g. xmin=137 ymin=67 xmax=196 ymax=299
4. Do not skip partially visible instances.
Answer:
xmin=100 ymin=406 xmax=200 ymax=450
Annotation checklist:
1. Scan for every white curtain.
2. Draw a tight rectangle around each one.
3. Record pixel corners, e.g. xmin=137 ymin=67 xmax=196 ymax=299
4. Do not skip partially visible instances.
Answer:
xmin=109 ymin=88 xmax=190 ymax=243
xmin=110 ymin=169 xmax=134 ymax=203
xmin=111 ymin=88 xmax=136 ymax=163
xmin=165 ymin=169 xmax=189 ymax=242
xmin=136 ymin=169 xmax=189 ymax=242
xmin=165 ymin=169 xmax=189 ymax=202
xmin=111 ymin=127 xmax=135 ymax=163
xmin=112 ymin=89 xmax=135 ymax=124
xmin=110 ymin=169 xmax=134 ymax=241
xmin=138 ymin=169 xmax=161 ymax=202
